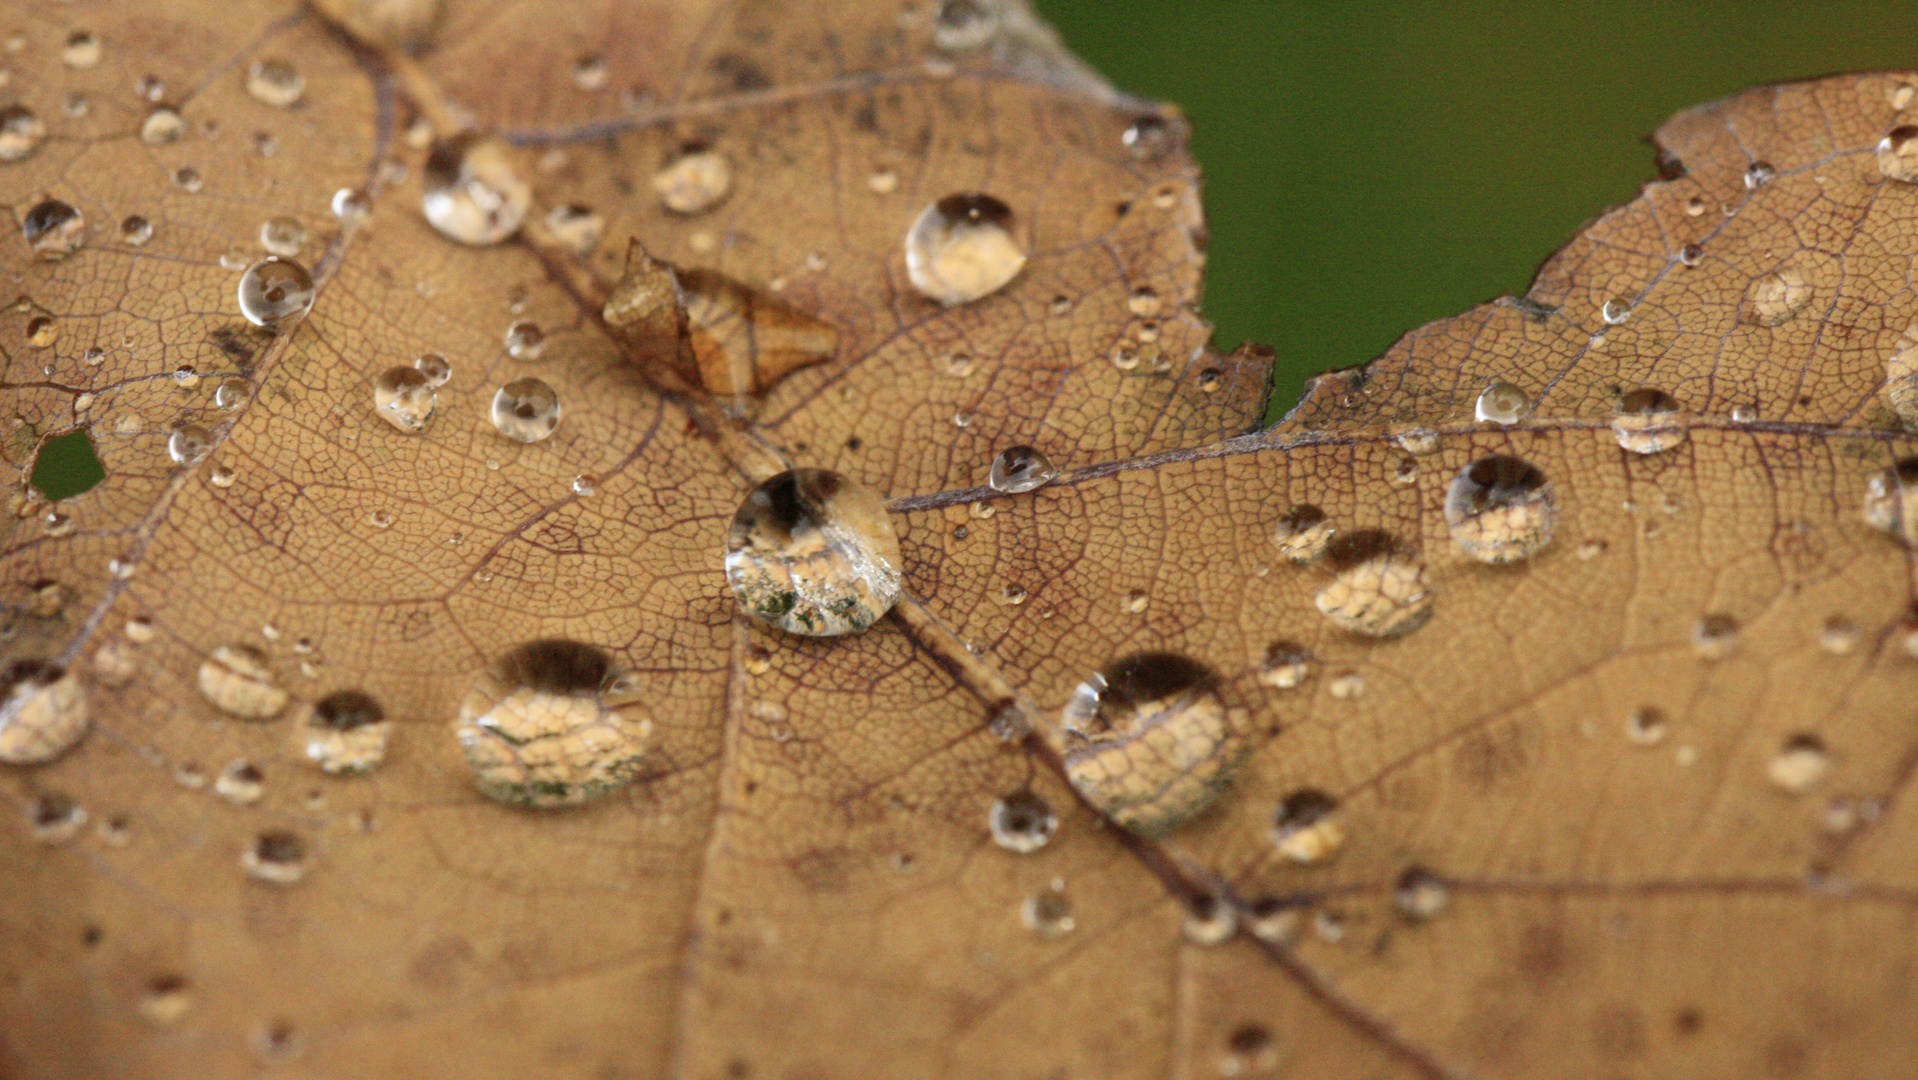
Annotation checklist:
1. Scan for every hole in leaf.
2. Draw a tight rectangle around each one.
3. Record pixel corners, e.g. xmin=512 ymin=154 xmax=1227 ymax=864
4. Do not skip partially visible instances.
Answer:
xmin=30 ymin=429 xmax=105 ymax=500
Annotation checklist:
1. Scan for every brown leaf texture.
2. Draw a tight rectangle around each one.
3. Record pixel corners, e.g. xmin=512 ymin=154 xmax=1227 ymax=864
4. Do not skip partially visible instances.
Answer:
xmin=1 ymin=1 xmax=1916 ymax=1076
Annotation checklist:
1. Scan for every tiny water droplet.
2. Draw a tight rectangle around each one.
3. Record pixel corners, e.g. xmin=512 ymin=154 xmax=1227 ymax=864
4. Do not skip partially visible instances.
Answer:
xmin=214 ymin=377 xmax=249 ymax=409
xmin=413 ymin=352 xmax=451 ymax=387
xmin=866 ymin=167 xmax=898 ymax=194
xmin=1394 ymin=867 xmax=1449 ymax=921
xmin=1257 ymin=641 xmax=1313 ymax=689
xmin=489 ymin=377 xmax=561 ymax=442
xmin=1862 ymin=458 xmax=1918 ymax=546
xmin=25 ymin=316 xmax=55 ymax=348
xmin=137 ymin=975 xmax=192 ymax=1026
xmin=366 ymin=509 xmax=394 ymax=529
xmin=455 ymin=639 xmax=653 ymax=807
xmin=167 ymin=423 xmax=213 ymax=465
xmin=1744 ymin=161 xmax=1776 ymax=189
xmin=1246 ymin=897 xmax=1303 ymax=945
xmin=544 ymin=203 xmax=604 ymax=254
xmin=1272 ymin=789 xmax=1343 ymax=863
xmin=987 ymin=445 xmax=1056 ymax=493
xmin=988 ymin=789 xmax=1056 ymax=854
xmin=1328 ymin=671 xmax=1365 ymax=699
xmin=1315 ymin=530 xmax=1432 ymax=636
xmin=1746 ymin=266 xmax=1814 ymax=326
xmin=0 ymin=104 xmax=46 ymax=162
xmin=1626 ymin=705 xmax=1667 ymax=745
xmin=1819 ymin=615 xmax=1860 ymax=656
xmin=1444 ymin=455 xmax=1555 ymax=563
xmin=1122 ymin=115 xmax=1169 ymax=158
xmin=1060 ymin=653 xmax=1238 ymax=835
xmin=29 ymin=792 xmax=86 ymax=844
xmin=140 ymin=106 xmax=184 ymax=146
xmin=1273 ymin=504 xmax=1333 ymax=562
xmin=236 ymin=257 xmax=315 ymax=330
xmin=1679 ymin=243 xmax=1704 ymax=267
xmin=1767 ymin=733 xmax=1830 ymax=794
xmin=331 ymin=187 xmax=371 ymax=223
xmin=214 ymin=759 xmax=265 ymax=806
xmin=1393 ymin=427 xmax=1440 ymax=455
xmin=299 ymin=689 xmax=390 ymax=773
xmin=1601 ymin=297 xmax=1631 ymax=325
xmin=652 ymin=144 xmax=731 ymax=215
xmin=245 ymin=58 xmax=303 ymax=107
xmin=725 ymin=469 xmax=903 ymax=636
xmin=171 ymin=167 xmax=203 ymax=193
xmin=571 ymin=53 xmax=608 ymax=90
xmin=1691 ymin=614 xmax=1740 ymax=661
xmin=197 ymin=644 xmax=289 ymax=719
xmin=372 ymin=365 xmax=436 ymax=433
xmin=22 ymin=199 xmax=85 ymax=259
xmin=1182 ymin=893 xmax=1237 ymax=946
xmin=61 ymin=30 xmax=102 ymax=68
xmin=503 ymin=320 xmax=545 ymax=359
xmin=994 ymin=582 xmax=1027 ymax=606
xmin=208 ymin=463 xmax=236 ymax=487
xmin=905 ymin=193 xmax=1025 ymax=306
xmin=1730 ymin=403 xmax=1758 ymax=423
xmin=1475 ymin=381 xmax=1530 ymax=425
xmin=0 ymin=659 xmax=89 ymax=763
xmin=1612 ymin=388 xmax=1688 ymax=454
xmin=422 ymin=135 xmax=530 ymax=246
xmin=242 ymin=831 xmax=307 ymax=885
xmin=933 ymin=0 xmax=998 ymax=50
xmin=1892 ymin=83 xmax=1917 ymax=111
xmin=119 ymin=215 xmax=153 ymax=246
xmin=259 ymin=215 xmax=306 ymax=257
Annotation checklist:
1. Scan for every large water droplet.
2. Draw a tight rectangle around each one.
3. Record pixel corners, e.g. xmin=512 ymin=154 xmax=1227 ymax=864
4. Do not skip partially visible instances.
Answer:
xmin=259 ymin=215 xmax=306 ymax=257
xmin=1475 ymin=381 xmax=1530 ymax=425
xmin=1746 ymin=266 xmax=1814 ymax=326
xmin=1315 ymin=529 xmax=1432 ymax=637
xmin=197 ymin=643 xmax=289 ymax=719
xmin=651 ymin=145 xmax=731 ymax=215
xmin=1863 ymin=457 xmax=1918 ymax=546
xmin=422 ymin=135 xmax=530 ymax=246
xmin=373 ymin=365 xmax=437 ymax=433
xmin=1271 ymin=789 xmax=1343 ymax=863
xmin=0 ymin=104 xmax=46 ymax=162
xmin=0 ymin=659 xmax=89 ymax=763
xmin=299 ymin=689 xmax=390 ymax=773
xmin=1058 ymin=652 xmax=1238 ymax=835
xmin=22 ymin=199 xmax=85 ymax=259
xmin=1443 ymin=455 xmax=1555 ymax=564
xmin=724 ymin=468 xmax=902 ymax=636
xmin=245 ymin=58 xmax=304 ymax=107
xmin=1612 ymin=388 xmax=1688 ymax=454
xmin=455 ymin=639 xmax=652 ymax=807
xmin=987 ymin=445 xmax=1056 ymax=493
xmin=1273 ymin=503 xmax=1333 ymax=562
xmin=489 ymin=377 xmax=561 ymax=442
xmin=414 ymin=352 xmax=452 ymax=387
xmin=905 ymin=193 xmax=1025 ymax=306
xmin=988 ymin=789 xmax=1057 ymax=854
xmin=167 ymin=423 xmax=214 ymax=465
xmin=236 ymin=257 xmax=315 ymax=330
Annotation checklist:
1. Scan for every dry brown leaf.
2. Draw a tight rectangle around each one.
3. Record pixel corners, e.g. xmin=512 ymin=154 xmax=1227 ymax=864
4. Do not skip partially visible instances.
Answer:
xmin=2 ymin=1 xmax=1916 ymax=1077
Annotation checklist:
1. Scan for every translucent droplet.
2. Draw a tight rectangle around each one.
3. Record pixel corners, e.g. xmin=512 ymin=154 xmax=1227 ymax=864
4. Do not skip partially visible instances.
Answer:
xmin=988 ymin=789 xmax=1056 ymax=854
xmin=422 ymin=135 xmax=530 ymax=246
xmin=331 ymin=187 xmax=371 ymax=223
xmin=1862 ymin=458 xmax=1918 ymax=546
xmin=245 ymin=58 xmax=303 ymax=107
xmin=259 ymin=215 xmax=306 ymax=257
xmin=571 ymin=53 xmax=607 ymax=91
xmin=1272 ymin=789 xmax=1343 ymax=863
xmin=1021 ymin=880 xmax=1074 ymax=938
xmin=171 ymin=167 xmax=203 ymax=193
xmin=1328 ymin=671 xmax=1364 ymax=700
xmin=1730 ymin=403 xmax=1758 ymax=423
xmin=1182 ymin=893 xmax=1237 ymax=946
xmin=1744 ymin=161 xmax=1776 ymax=189
xmin=299 ymin=689 xmax=390 ymax=774
xmin=119 ymin=215 xmax=153 ymax=246
xmin=1819 ymin=615 xmax=1861 ymax=656
xmin=1626 ymin=705 xmax=1668 ymax=745
xmin=1768 ymin=733 xmax=1830 ymax=794
xmin=1444 ymin=455 xmax=1555 ymax=564
xmin=1257 ymin=640 xmax=1313 ymax=689
xmin=208 ymin=463 xmax=236 ymax=487
xmin=140 ymin=106 xmax=184 ymax=145
xmin=455 ymin=639 xmax=652 ymax=808
xmin=413 ymin=352 xmax=451 ymax=387
xmin=167 ymin=423 xmax=214 ymax=465
xmin=652 ymin=145 xmax=731 ymax=215
xmin=1746 ymin=266 xmax=1814 ymax=326
xmin=1059 ymin=652 xmax=1238 ymax=835
xmin=725 ymin=468 xmax=903 ymax=636
xmin=503 ymin=320 xmax=545 ymax=359
xmin=214 ymin=377 xmax=249 ymax=409
xmin=866 ymin=167 xmax=898 ymax=194
xmin=242 ymin=831 xmax=307 ymax=885
xmin=1691 ymin=613 xmax=1740 ymax=662
xmin=0 ymin=104 xmax=46 ymax=162
xmin=1601 ymin=297 xmax=1631 ymax=325
xmin=569 ymin=473 xmax=597 ymax=497
xmin=1678 ymin=242 xmax=1704 ymax=267
xmin=214 ymin=759 xmax=266 ymax=806
xmin=25 ymin=316 xmax=55 ymax=348
xmin=905 ymin=193 xmax=1025 ymax=306
xmin=29 ymin=792 xmax=87 ymax=844
xmin=135 ymin=75 xmax=166 ymax=102
xmin=1246 ymin=897 xmax=1303 ymax=945
xmin=236 ymin=257 xmax=315 ymax=330
xmin=0 ymin=659 xmax=89 ymax=763
xmin=1122 ymin=115 xmax=1169 ymax=159
xmin=372 ymin=365 xmax=437 ymax=433
xmin=1393 ymin=427 xmax=1440 ymax=455
xmin=544 ymin=203 xmax=603 ymax=254
xmin=1315 ymin=529 xmax=1432 ymax=636
xmin=1475 ymin=381 xmax=1530 ymax=425
xmin=489 ymin=377 xmax=561 ymax=442
xmin=932 ymin=0 xmax=998 ymax=51
xmin=987 ymin=445 xmax=1056 ymax=493
xmin=137 ymin=975 xmax=193 ymax=1025
xmin=22 ymin=199 xmax=85 ymax=259
xmin=197 ymin=643 xmax=289 ymax=719
xmin=1612 ymin=388 xmax=1688 ymax=454
xmin=1882 ymin=319 xmax=1918 ymax=431
xmin=61 ymin=30 xmax=102 ymax=68
xmin=1394 ymin=867 xmax=1449 ymax=920
xmin=1273 ymin=504 xmax=1333 ymax=562
xmin=366 ymin=509 xmax=394 ymax=529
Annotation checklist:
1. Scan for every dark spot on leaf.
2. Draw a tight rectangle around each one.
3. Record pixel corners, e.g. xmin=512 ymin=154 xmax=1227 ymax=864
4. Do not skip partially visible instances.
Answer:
xmin=31 ymin=429 xmax=105 ymax=500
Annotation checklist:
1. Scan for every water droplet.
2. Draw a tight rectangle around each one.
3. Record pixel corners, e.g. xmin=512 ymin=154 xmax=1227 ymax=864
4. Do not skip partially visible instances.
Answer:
xmin=1730 ymin=403 xmax=1758 ymax=423
xmin=1246 ymin=897 xmax=1303 ymax=944
xmin=171 ymin=167 xmax=203 ymax=193
xmin=118 ymin=214 xmax=153 ymax=246
xmin=1118 ymin=588 xmax=1147 ymax=614
xmin=1744 ymin=161 xmax=1777 ymax=189
xmin=1122 ymin=115 xmax=1169 ymax=158
xmin=140 ymin=106 xmax=184 ymax=145
xmin=422 ymin=135 xmax=530 ymax=246
xmin=1390 ymin=457 xmax=1419 ymax=485
xmin=1626 ymin=705 xmax=1667 ymax=745
xmin=1328 ymin=671 xmax=1364 ymax=699
xmin=242 ymin=831 xmax=307 ymax=885
xmin=244 ymin=57 xmax=303 ymax=107
xmin=331 ymin=187 xmax=371 ymax=223
xmin=988 ymin=789 xmax=1056 ymax=853
xmin=905 ymin=193 xmax=1025 ymax=306
xmin=455 ymin=639 xmax=653 ymax=808
xmin=29 ymin=792 xmax=87 ymax=844
xmin=571 ymin=53 xmax=607 ymax=90
xmin=259 ymin=215 xmax=306 ymax=257
xmin=1394 ymin=427 xmax=1440 ymax=455
xmin=1273 ymin=504 xmax=1332 ymax=562
xmin=372 ymin=365 xmax=436 ymax=433
xmin=1021 ymin=880 xmax=1074 ymax=938
xmin=22 ymin=199 xmax=85 ymax=259
xmin=1444 ymin=455 xmax=1555 ymax=564
xmin=502 ymin=320 xmax=545 ymax=359
xmin=1676 ymin=242 xmax=1704 ymax=267
xmin=61 ymin=30 xmax=102 ymax=68
xmin=1272 ymin=789 xmax=1343 ymax=863
xmin=1182 ymin=893 xmax=1237 ymax=946
xmin=165 ymin=423 xmax=213 ymax=466
xmin=214 ymin=759 xmax=265 ymax=806
xmin=1394 ymin=867 xmax=1449 ymax=920
xmin=1819 ymin=615 xmax=1860 ymax=656
xmin=1315 ymin=529 xmax=1432 ymax=637
xmin=1601 ymin=297 xmax=1631 ymax=325
xmin=236 ymin=257 xmax=315 ymax=330
xmin=0 ymin=104 xmax=45 ymax=162
xmin=866 ymin=167 xmax=898 ymax=194
xmin=214 ymin=377 xmax=249 ymax=409
xmin=725 ymin=468 xmax=903 ymax=636
xmin=25 ymin=315 xmax=55 ymax=348
xmin=571 ymin=473 xmax=597 ymax=497
xmin=1691 ymin=614 xmax=1740 ymax=662
xmin=1126 ymin=287 xmax=1163 ymax=318
xmin=1475 ymin=381 xmax=1530 ymax=425
xmin=651 ymin=144 xmax=732 ymax=215
xmin=932 ymin=0 xmax=998 ymax=50
xmin=489 ymin=377 xmax=561 ymax=442
xmin=1767 ymin=733 xmax=1830 ymax=794
xmin=1611 ymin=388 xmax=1688 ymax=454
xmin=1059 ymin=652 xmax=1238 ymax=835
xmin=1257 ymin=641 xmax=1313 ymax=689
xmin=208 ymin=463 xmax=236 ymax=488
xmin=366 ymin=509 xmax=394 ymax=530
xmin=544 ymin=203 xmax=603 ymax=254
xmin=987 ymin=445 xmax=1056 ymax=493
xmin=413 ymin=352 xmax=451 ymax=387
xmin=1893 ymin=83 xmax=1917 ymax=111
xmin=137 ymin=975 xmax=192 ymax=1025
xmin=1746 ymin=266 xmax=1814 ymax=326
xmin=299 ymin=689 xmax=390 ymax=773
xmin=1862 ymin=458 xmax=1918 ymax=546
xmin=0 ymin=659 xmax=89 ymax=763
xmin=197 ymin=643 xmax=289 ymax=719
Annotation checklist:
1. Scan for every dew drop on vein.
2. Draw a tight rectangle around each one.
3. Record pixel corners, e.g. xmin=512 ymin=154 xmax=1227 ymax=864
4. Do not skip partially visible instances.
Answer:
xmin=120 ymin=215 xmax=153 ymax=246
xmin=1058 ymin=652 xmax=1238 ymax=835
xmin=503 ymin=320 xmax=545 ymax=359
xmin=236 ymin=257 xmax=315 ymax=330
xmin=1272 ymin=788 xmax=1343 ymax=864
xmin=1745 ymin=266 xmax=1813 ymax=326
xmin=1612 ymin=388 xmax=1687 ymax=453
xmin=1475 ymin=381 xmax=1530 ymax=425
xmin=1182 ymin=893 xmax=1237 ymax=946
xmin=1692 ymin=614 xmax=1740 ymax=661
xmin=932 ymin=0 xmax=998 ymax=51
xmin=905 ymin=193 xmax=1025 ymax=306
xmin=1394 ymin=867 xmax=1450 ymax=921
xmin=987 ymin=445 xmax=1056 ymax=493
xmin=1444 ymin=455 xmax=1555 ymax=564
xmin=299 ymin=689 xmax=390 ymax=773
xmin=454 ymin=639 xmax=653 ymax=808
xmin=0 ymin=659 xmax=89 ymax=764
xmin=724 ymin=468 xmax=902 ymax=636
xmin=544 ymin=203 xmax=603 ymax=254
xmin=1315 ymin=529 xmax=1432 ymax=637
xmin=373 ymin=366 xmax=437 ymax=433
xmin=167 ymin=424 xmax=214 ymax=466
xmin=489 ymin=377 xmax=561 ymax=442
xmin=29 ymin=792 xmax=87 ymax=844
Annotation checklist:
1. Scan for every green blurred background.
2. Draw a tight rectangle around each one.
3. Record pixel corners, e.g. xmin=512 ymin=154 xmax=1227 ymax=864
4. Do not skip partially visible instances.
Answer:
xmin=1036 ymin=0 xmax=1917 ymax=419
